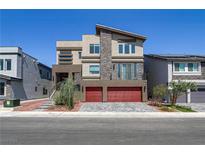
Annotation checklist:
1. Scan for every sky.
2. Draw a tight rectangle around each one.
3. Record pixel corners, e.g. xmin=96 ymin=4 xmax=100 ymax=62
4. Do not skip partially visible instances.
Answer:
xmin=0 ymin=10 xmax=205 ymax=67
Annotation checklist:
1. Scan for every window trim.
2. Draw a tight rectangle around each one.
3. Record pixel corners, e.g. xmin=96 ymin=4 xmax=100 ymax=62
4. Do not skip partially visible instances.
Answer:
xmin=90 ymin=44 xmax=100 ymax=54
xmin=89 ymin=65 xmax=100 ymax=74
xmin=173 ymin=62 xmax=201 ymax=75
xmin=5 ymin=59 xmax=12 ymax=71
xmin=118 ymin=43 xmax=136 ymax=54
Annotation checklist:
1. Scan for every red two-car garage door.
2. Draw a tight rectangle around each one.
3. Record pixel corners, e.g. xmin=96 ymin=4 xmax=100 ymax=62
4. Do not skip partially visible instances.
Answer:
xmin=86 ymin=87 xmax=103 ymax=102
xmin=107 ymin=87 xmax=142 ymax=102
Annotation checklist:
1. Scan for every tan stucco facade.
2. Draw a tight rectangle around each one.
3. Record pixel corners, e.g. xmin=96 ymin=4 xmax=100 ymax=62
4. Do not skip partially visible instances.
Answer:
xmin=52 ymin=25 xmax=147 ymax=102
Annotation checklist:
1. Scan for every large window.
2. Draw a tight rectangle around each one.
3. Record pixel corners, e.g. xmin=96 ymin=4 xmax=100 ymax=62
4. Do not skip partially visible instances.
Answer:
xmin=118 ymin=43 xmax=135 ymax=54
xmin=0 ymin=59 xmax=3 ymax=71
xmin=188 ymin=63 xmax=199 ymax=72
xmin=174 ymin=63 xmax=185 ymax=72
xmin=174 ymin=62 xmax=200 ymax=74
xmin=5 ymin=59 xmax=11 ymax=70
xmin=90 ymin=44 xmax=100 ymax=54
xmin=117 ymin=63 xmax=137 ymax=80
xmin=89 ymin=65 xmax=100 ymax=74
xmin=0 ymin=82 xmax=5 ymax=96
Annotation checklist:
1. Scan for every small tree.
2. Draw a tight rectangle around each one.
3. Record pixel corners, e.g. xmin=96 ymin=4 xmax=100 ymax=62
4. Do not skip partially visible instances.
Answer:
xmin=153 ymin=84 xmax=168 ymax=102
xmin=53 ymin=78 xmax=75 ymax=109
xmin=168 ymin=81 xmax=197 ymax=105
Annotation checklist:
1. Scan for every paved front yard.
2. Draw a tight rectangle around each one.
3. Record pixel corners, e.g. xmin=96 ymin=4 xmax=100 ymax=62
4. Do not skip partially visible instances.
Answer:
xmin=79 ymin=102 xmax=158 ymax=112
xmin=178 ymin=103 xmax=205 ymax=112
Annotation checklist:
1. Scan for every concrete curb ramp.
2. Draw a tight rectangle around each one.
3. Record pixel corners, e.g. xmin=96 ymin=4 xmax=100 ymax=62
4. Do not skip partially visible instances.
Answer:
xmin=1 ymin=111 xmax=205 ymax=118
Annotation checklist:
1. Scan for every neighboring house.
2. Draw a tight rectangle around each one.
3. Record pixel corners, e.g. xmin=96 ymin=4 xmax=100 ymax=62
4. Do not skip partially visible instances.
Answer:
xmin=0 ymin=47 xmax=52 ymax=100
xmin=145 ymin=54 xmax=205 ymax=103
xmin=52 ymin=24 xmax=147 ymax=102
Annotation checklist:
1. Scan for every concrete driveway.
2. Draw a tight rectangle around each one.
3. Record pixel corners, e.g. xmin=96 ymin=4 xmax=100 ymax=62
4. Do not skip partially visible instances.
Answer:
xmin=79 ymin=102 xmax=158 ymax=112
xmin=178 ymin=103 xmax=205 ymax=112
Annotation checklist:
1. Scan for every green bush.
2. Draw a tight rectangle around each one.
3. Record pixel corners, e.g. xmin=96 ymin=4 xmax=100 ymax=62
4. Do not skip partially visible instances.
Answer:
xmin=53 ymin=78 xmax=75 ymax=109
xmin=153 ymin=84 xmax=168 ymax=102
xmin=53 ymin=91 xmax=64 ymax=105
xmin=169 ymin=81 xmax=197 ymax=105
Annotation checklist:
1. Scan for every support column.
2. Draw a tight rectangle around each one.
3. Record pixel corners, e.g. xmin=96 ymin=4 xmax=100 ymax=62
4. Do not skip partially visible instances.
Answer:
xmin=102 ymin=86 xmax=107 ymax=102
xmin=187 ymin=89 xmax=191 ymax=104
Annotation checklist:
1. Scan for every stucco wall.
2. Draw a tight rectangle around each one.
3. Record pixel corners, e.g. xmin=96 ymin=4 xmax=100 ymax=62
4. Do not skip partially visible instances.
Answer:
xmin=72 ymin=51 xmax=82 ymax=64
xmin=172 ymin=62 xmax=205 ymax=80
xmin=82 ymin=35 xmax=100 ymax=57
xmin=22 ymin=53 xmax=51 ymax=99
xmin=0 ymin=47 xmax=23 ymax=79
xmin=112 ymin=33 xmax=144 ymax=57
xmin=0 ymin=54 xmax=22 ymax=79
xmin=82 ymin=63 xmax=100 ymax=78
xmin=144 ymin=56 xmax=169 ymax=97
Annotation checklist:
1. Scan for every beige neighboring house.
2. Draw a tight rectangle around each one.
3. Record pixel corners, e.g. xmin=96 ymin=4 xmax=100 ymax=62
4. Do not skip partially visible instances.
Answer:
xmin=52 ymin=24 xmax=147 ymax=102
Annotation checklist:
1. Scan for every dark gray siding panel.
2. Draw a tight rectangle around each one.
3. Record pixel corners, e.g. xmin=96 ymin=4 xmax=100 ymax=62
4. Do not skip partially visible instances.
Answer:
xmin=177 ymin=94 xmax=187 ymax=103
xmin=191 ymin=91 xmax=205 ymax=103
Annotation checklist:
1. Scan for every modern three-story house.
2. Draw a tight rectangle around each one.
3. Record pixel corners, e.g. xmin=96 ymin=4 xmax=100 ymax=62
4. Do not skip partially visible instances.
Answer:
xmin=0 ymin=47 xmax=52 ymax=100
xmin=52 ymin=24 xmax=147 ymax=102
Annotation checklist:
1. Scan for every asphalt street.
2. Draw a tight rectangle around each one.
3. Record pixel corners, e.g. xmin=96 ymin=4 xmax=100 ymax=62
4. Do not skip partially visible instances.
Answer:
xmin=1 ymin=117 xmax=205 ymax=145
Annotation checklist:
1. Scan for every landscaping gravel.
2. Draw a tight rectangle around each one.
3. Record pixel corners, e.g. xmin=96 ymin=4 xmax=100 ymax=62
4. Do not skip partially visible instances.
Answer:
xmin=79 ymin=102 xmax=158 ymax=112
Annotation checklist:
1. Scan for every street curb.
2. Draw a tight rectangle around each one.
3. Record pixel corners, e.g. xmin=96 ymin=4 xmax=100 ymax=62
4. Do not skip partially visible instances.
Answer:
xmin=1 ymin=111 xmax=205 ymax=118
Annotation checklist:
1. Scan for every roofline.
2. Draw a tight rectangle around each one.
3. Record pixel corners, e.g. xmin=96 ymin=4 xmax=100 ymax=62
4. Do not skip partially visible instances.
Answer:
xmin=56 ymin=40 xmax=82 ymax=42
xmin=145 ymin=54 xmax=205 ymax=61
xmin=0 ymin=46 xmax=22 ymax=50
xmin=96 ymin=24 xmax=147 ymax=41
xmin=37 ymin=62 xmax=51 ymax=69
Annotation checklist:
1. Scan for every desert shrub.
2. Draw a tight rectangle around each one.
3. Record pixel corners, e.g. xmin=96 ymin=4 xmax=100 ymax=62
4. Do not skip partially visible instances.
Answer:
xmin=168 ymin=81 xmax=197 ymax=105
xmin=153 ymin=84 xmax=168 ymax=102
xmin=53 ymin=78 xmax=75 ymax=109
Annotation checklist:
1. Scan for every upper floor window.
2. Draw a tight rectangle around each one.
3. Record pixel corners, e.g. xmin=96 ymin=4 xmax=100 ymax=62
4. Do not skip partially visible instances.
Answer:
xmin=90 ymin=44 xmax=100 ymax=54
xmin=117 ymin=63 xmax=137 ymax=80
xmin=118 ymin=43 xmax=135 ymax=54
xmin=0 ymin=59 xmax=3 ymax=71
xmin=188 ymin=63 xmax=199 ymax=72
xmin=5 ymin=59 xmax=11 ymax=70
xmin=174 ymin=62 xmax=200 ymax=74
xmin=89 ymin=65 xmax=100 ymax=74
xmin=174 ymin=63 xmax=185 ymax=72
xmin=47 ymin=72 xmax=50 ymax=79
xmin=78 ymin=52 xmax=82 ymax=59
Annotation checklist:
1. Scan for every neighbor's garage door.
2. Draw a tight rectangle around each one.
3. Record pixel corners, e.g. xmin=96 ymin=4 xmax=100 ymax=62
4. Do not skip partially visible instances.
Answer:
xmin=191 ymin=88 xmax=205 ymax=103
xmin=86 ymin=87 xmax=103 ymax=102
xmin=107 ymin=87 xmax=142 ymax=102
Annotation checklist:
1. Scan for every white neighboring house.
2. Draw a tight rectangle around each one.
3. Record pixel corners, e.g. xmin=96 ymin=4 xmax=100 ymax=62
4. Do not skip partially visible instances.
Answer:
xmin=0 ymin=47 xmax=52 ymax=100
xmin=145 ymin=54 xmax=205 ymax=103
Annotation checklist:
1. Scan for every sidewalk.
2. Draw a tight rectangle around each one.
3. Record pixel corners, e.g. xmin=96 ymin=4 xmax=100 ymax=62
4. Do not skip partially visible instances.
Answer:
xmin=1 ymin=111 xmax=205 ymax=118
xmin=0 ymin=98 xmax=49 ymax=112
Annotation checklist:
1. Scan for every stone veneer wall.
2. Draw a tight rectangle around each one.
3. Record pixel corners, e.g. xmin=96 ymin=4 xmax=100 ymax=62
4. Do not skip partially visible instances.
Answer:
xmin=100 ymin=30 xmax=112 ymax=80
xmin=172 ymin=62 xmax=205 ymax=80
xmin=74 ymin=72 xmax=81 ymax=85
xmin=136 ymin=63 xmax=144 ymax=80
